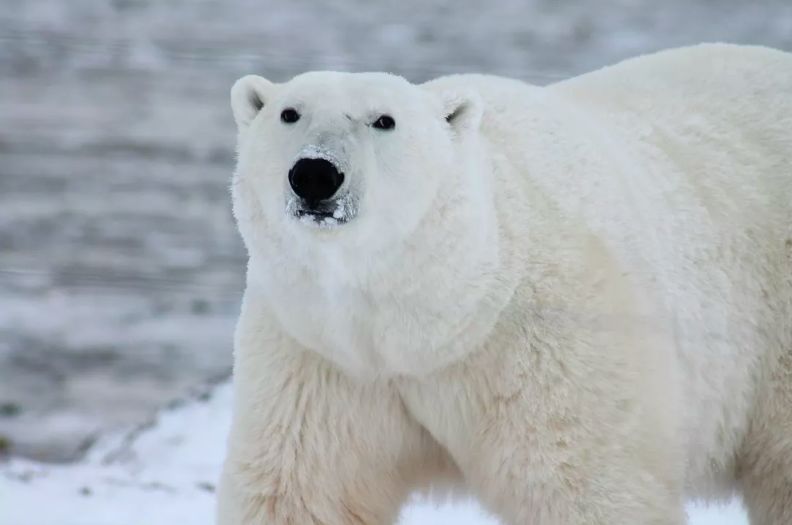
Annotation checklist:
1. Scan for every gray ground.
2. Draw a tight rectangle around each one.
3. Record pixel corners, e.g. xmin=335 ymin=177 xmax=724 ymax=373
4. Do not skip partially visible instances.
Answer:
xmin=1 ymin=0 xmax=791 ymax=462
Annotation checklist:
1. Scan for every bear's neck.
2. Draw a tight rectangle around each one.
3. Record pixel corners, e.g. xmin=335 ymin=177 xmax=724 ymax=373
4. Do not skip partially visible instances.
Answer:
xmin=245 ymin=159 xmax=516 ymax=380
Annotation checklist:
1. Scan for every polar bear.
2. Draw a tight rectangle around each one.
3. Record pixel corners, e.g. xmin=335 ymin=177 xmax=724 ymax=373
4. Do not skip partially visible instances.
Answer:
xmin=218 ymin=44 xmax=792 ymax=525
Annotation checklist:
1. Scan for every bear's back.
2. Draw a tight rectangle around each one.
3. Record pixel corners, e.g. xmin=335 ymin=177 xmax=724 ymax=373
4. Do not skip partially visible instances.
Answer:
xmin=551 ymin=43 xmax=792 ymax=161
xmin=553 ymin=44 xmax=792 ymax=106
xmin=549 ymin=43 xmax=792 ymax=240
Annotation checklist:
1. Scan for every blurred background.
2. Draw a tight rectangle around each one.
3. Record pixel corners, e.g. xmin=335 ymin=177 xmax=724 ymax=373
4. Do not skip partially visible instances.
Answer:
xmin=1 ymin=0 xmax=791 ymax=466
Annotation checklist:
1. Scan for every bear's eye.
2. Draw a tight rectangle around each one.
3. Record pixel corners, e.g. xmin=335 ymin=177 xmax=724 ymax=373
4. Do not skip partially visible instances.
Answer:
xmin=372 ymin=115 xmax=395 ymax=130
xmin=280 ymin=108 xmax=300 ymax=124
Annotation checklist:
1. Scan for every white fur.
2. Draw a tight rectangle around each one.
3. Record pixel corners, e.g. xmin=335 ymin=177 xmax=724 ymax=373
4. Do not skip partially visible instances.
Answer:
xmin=219 ymin=44 xmax=792 ymax=524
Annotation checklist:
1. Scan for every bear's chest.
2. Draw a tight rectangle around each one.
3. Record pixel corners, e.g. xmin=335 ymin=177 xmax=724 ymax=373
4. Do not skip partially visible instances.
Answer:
xmin=261 ymin=273 xmax=505 ymax=379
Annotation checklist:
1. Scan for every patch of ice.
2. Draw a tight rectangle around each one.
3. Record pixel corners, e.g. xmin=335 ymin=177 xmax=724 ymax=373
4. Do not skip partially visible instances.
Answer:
xmin=329 ymin=192 xmax=358 ymax=223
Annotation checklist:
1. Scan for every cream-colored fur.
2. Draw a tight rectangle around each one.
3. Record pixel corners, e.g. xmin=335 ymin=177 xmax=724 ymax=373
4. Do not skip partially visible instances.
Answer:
xmin=218 ymin=44 xmax=792 ymax=524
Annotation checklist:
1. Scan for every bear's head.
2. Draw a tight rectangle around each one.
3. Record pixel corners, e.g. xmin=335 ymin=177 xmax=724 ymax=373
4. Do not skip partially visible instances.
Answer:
xmin=231 ymin=71 xmax=486 ymax=282
xmin=230 ymin=72 xmax=498 ymax=376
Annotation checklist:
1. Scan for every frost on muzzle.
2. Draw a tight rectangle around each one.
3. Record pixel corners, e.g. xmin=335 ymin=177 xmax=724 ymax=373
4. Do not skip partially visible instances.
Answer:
xmin=285 ymin=145 xmax=358 ymax=227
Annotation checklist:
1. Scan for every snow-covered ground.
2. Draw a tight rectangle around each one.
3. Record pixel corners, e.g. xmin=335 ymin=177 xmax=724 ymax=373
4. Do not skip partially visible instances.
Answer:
xmin=2 ymin=0 xmax=792 ymax=462
xmin=0 ymin=383 xmax=748 ymax=524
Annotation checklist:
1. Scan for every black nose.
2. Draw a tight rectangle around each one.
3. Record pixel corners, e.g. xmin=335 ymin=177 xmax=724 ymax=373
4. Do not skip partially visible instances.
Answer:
xmin=288 ymin=158 xmax=345 ymax=203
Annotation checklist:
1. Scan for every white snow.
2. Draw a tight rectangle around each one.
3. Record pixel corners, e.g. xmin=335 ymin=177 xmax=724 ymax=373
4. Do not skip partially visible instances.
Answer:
xmin=0 ymin=383 xmax=748 ymax=525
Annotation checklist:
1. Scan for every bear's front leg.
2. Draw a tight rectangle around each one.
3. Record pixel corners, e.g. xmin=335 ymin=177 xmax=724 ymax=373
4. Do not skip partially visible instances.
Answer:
xmin=400 ymin=337 xmax=688 ymax=525
xmin=217 ymin=296 xmax=448 ymax=525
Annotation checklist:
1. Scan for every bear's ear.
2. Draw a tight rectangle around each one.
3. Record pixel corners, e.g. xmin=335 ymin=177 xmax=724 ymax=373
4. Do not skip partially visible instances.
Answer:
xmin=231 ymin=75 xmax=275 ymax=130
xmin=439 ymin=89 xmax=482 ymax=136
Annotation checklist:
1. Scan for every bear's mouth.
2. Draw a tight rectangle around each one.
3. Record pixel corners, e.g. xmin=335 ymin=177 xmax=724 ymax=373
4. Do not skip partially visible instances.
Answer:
xmin=296 ymin=207 xmax=348 ymax=225
xmin=286 ymin=194 xmax=358 ymax=228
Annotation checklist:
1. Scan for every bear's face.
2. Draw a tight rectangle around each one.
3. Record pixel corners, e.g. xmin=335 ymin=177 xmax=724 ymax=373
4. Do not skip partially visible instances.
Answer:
xmin=231 ymin=72 xmax=482 ymax=282
xmin=230 ymin=72 xmax=492 ymax=375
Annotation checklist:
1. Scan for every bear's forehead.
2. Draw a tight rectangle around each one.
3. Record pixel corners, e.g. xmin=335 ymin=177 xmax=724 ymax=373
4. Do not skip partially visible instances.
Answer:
xmin=279 ymin=72 xmax=421 ymax=108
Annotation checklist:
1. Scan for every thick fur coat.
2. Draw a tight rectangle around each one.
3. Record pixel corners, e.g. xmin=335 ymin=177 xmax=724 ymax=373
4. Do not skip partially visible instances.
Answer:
xmin=218 ymin=44 xmax=792 ymax=524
